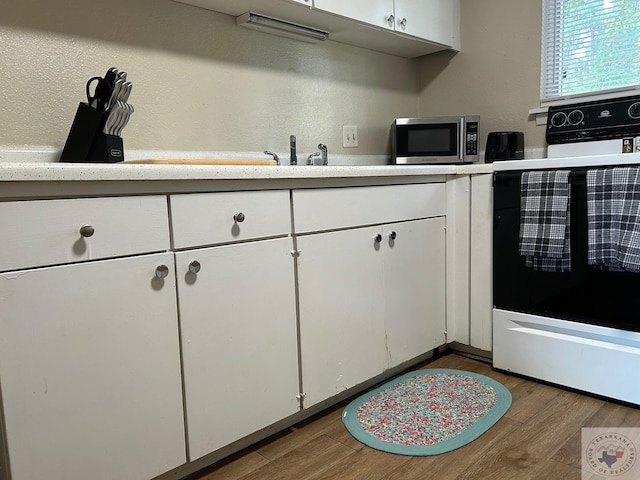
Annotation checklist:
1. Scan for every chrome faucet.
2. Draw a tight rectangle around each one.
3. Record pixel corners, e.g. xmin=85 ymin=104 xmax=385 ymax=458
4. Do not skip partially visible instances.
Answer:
xmin=263 ymin=150 xmax=280 ymax=165
xmin=307 ymin=144 xmax=329 ymax=165
xmin=307 ymin=152 xmax=321 ymax=165
xmin=289 ymin=135 xmax=297 ymax=166
xmin=318 ymin=143 xmax=328 ymax=165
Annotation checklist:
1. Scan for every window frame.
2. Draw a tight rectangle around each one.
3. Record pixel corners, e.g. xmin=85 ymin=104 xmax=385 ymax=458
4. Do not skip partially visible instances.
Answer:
xmin=540 ymin=0 xmax=640 ymax=107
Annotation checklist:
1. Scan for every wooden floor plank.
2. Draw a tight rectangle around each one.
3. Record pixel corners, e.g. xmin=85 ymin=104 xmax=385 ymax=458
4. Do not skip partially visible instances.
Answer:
xmin=310 ymin=446 xmax=411 ymax=480
xmin=240 ymin=435 xmax=356 ymax=480
xmin=193 ymin=451 xmax=269 ymax=480
xmin=188 ymin=353 xmax=640 ymax=480
xmin=254 ymin=403 xmax=350 ymax=461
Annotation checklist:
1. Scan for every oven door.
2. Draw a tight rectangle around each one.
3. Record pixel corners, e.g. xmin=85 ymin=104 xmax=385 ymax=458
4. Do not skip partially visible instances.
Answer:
xmin=493 ymin=169 xmax=640 ymax=332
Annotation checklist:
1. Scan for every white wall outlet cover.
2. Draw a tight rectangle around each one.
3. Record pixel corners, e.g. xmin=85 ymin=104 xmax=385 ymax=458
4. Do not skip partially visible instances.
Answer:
xmin=343 ymin=125 xmax=358 ymax=148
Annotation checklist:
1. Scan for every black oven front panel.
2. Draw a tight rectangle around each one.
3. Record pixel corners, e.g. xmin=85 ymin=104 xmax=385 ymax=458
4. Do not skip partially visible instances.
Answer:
xmin=493 ymin=170 xmax=640 ymax=332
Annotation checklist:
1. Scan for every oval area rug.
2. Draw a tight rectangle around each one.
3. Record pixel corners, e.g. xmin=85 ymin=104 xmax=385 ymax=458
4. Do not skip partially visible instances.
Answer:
xmin=342 ymin=368 xmax=512 ymax=455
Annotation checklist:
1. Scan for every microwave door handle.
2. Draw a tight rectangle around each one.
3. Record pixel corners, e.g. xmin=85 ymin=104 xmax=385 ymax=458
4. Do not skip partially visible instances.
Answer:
xmin=458 ymin=119 xmax=465 ymax=161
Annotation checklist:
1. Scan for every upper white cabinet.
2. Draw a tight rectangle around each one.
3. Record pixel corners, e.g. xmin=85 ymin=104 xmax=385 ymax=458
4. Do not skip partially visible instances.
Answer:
xmin=313 ymin=0 xmax=394 ymax=32
xmin=394 ymin=0 xmax=458 ymax=47
xmin=314 ymin=0 xmax=458 ymax=48
xmin=172 ymin=0 xmax=460 ymax=57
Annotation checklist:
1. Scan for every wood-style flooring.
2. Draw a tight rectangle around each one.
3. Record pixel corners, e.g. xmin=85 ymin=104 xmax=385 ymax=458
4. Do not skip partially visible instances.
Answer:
xmin=187 ymin=352 xmax=640 ymax=480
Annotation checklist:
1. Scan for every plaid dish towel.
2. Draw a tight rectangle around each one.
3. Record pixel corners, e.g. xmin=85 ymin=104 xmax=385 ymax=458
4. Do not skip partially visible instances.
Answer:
xmin=519 ymin=170 xmax=571 ymax=272
xmin=587 ymin=167 xmax=640 ymax=272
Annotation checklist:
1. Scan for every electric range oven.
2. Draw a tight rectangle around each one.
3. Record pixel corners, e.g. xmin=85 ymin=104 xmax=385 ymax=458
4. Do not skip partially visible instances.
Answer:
xmin=492 ymin=95 xmax=640 ymax=405
xmin=492 ymin=160 xmax=640 ymax=406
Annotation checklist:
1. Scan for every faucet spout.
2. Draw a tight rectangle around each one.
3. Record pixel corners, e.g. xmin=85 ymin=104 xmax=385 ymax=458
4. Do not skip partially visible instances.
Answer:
xmin=318 ymin=144 xmax=328 ymax=165
xmin=289 ymin=135 xmax=297 ymax=166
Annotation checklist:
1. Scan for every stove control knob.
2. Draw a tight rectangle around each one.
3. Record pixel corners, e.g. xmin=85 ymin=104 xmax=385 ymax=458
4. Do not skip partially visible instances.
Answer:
xmin=550 ymin=111 xmax=567 ymax=128
xmin=568 ymin=110 xmax=584 ymax=125
xmin=628 ymin=102 xmax=640 ymax=119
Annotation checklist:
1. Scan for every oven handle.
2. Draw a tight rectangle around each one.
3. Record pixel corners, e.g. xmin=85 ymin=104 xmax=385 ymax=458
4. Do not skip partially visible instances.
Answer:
xmin=493 ymin=169 xmax=588 ymax=186
xmin=459 ymin=118 xmax=465 ymax=161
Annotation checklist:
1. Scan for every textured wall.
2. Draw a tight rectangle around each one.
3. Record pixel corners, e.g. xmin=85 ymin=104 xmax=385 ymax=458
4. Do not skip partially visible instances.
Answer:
xmin=0 ymin=0 xmax=419 ymax=157
xmin=418 ymin=0 xmax=545 ymax=153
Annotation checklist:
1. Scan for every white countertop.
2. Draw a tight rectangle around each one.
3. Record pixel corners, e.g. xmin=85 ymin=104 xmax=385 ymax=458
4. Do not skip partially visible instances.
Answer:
xmin=3 ymin=152 xmax=640 ymax=183
xmin=0 ymin=162 xmax=492 ymax=182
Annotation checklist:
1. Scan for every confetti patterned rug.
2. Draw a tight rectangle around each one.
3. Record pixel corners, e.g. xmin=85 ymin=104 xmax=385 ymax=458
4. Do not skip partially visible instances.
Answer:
xmin=341 ymin=368 xmax=512 ymax=456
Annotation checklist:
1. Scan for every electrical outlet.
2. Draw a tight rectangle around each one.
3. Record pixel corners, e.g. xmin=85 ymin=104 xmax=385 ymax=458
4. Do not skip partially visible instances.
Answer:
xmin=342 ymin=125 xmax=358 ymax=148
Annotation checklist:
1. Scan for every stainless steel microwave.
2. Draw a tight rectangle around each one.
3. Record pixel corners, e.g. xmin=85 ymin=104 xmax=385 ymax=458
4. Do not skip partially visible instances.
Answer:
xmin=392 ymin=115 xmax=480 ymax=164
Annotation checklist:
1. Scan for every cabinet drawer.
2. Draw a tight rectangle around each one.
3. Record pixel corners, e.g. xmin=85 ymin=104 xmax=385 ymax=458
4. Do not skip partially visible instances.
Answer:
xmin=170 ymin=190 xmax=291 ymax=248
xmin=293 ymin=183 xmax=445 ymax=233
xmin=0 ymin=196 xmax=170 ymax=272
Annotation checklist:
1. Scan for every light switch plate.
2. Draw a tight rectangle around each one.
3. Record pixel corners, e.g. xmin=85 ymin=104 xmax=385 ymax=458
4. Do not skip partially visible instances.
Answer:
xmin=343 ymin=125 xmax=358 ymax=148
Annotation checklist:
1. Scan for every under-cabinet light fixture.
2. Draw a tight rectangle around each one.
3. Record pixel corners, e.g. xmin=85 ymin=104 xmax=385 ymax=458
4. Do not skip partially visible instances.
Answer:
xmin=236 ymin=12 xmax=329 ymax=43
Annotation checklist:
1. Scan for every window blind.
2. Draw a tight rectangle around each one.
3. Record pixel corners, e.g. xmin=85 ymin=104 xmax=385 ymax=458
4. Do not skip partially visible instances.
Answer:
xmin=541 ymin=0 xmax=640 ymax=104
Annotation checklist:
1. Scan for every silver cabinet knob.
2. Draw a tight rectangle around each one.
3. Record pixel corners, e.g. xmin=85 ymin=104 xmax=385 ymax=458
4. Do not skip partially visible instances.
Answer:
xmin=374 ymin=234 xmax=383 ymax=243
xmin=387 ymin=14 xmax=394 ymax=27
xmin=388 ymin=231 xmax=397 ymax=240
xmin=155 ymin=265 xmax=169 ymax=279
xmin=189 ymin=261 xmax=201 ymax=274
xmin=79 ymin=225 xmax=95 ymax=237
xmin=399 ymin=17 xmax=407 ymax=29
xmin=234 ymin=212 xmax=245 ymax=223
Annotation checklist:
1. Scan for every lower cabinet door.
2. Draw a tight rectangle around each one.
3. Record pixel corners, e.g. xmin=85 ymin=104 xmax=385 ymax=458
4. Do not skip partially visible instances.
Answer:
xmin=296 ymin=227 xmax=386 ymax=408
xmin=176 ymin=237 xmax=300 ymax=461
xmin=384 ymin=217 xmax=446 ymax=368
xmin=0 ymin=253 xmax=186 ymax=480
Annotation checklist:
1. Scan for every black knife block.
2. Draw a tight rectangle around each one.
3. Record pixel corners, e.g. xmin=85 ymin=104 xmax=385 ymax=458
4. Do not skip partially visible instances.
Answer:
xmin=59 ymin=102 xmax=124 ymax=163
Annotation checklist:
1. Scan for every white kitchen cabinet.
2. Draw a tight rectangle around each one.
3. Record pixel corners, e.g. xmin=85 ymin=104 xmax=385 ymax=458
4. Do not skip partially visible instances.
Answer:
xmin=313 ymin=0 xmax=458 ymax=47
xmin=394 ymin=0 xmax=458 ymax=47
xmin=313 ymin=0 xmax=393 ymax=31
xmin=293 ymin=183 xmax=447 ymax=408
xmin=469 ymin=174 xmax=493 ymax=351
xmin=444 ymin=173 xmax=493 ymax=352
xmin=170 ymin=190 xmax=291 ymax=249
xmin=0 ymin=253 xmax=186 ymax=480
xmin=296 ymin=226 xmax=386 ymax=408
xmin=384 ymin=217 xmax=446 ymax=368
xmin=170 ymin=191 xmax=299 ymax=461
xmin=171 ymin=0 xmax=459 ymax=57
xmin=0 ymin=195 xmax=170 ymax=272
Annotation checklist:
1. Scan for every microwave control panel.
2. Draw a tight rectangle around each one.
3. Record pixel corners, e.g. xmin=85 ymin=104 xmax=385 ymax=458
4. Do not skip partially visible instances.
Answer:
xmin=466 ymin=121 xmax=479 ymax=155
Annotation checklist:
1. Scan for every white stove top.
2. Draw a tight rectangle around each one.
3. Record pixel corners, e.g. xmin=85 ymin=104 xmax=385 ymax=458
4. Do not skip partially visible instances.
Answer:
xmin=493 ymin=151 xmax=640 ymax=171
